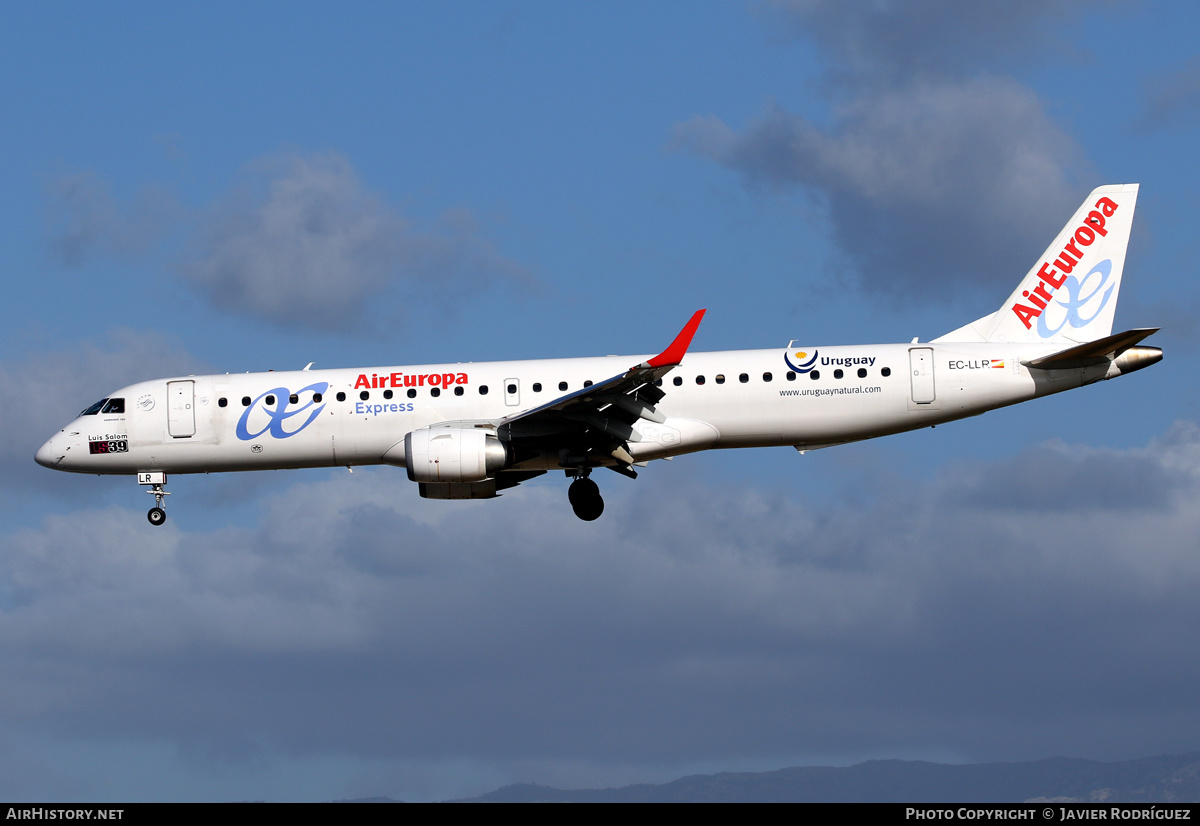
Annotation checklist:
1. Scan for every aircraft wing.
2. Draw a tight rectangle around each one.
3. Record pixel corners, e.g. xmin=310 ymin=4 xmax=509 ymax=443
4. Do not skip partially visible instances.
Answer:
xmin=497 ymin=309 xmax=706 ymax=477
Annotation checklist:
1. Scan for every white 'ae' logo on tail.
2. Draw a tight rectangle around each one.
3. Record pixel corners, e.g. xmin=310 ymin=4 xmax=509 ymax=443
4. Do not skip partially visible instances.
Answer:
xmin=1036 ymin=260 xmax=1116 ymax=339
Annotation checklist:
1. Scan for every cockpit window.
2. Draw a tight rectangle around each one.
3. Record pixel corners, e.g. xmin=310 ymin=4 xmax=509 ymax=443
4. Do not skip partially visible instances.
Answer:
xmin=101 ymin=398 xmax=125 ymax=414
xmin=79 ymin=399 xmax=108 ymax=417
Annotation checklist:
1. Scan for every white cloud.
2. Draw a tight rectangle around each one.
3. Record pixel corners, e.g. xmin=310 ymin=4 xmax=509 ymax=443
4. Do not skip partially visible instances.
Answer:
xmin=764 ymin=0 xmax=1085 ymax=80
xmin=676 ymin=77 xmax=1084 ymax=299
xmin=180 ymin=151 xmax=531 ymax=331
xmin=676 ymin=1 xmax=1094 ymax=301
xmin=45 ymin=172 xmax=177 ymax=267
xmin=44 ymin=152 xmax=532 ymax=333
xmin=2 ymin=420 xmax=1199 ymax=798
xmin=1142 ymin=55 xmax=1200 ymax=129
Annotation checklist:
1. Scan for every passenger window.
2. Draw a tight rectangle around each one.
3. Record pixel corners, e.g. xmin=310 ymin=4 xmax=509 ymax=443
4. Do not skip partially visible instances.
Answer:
xmin=360 ymin=391 xmax=369 ymax=401
xmin=533 ymin=383 xmax=542 ymax=392
xmin=218 ymin=398 xmax=228 ymax=408
xmin=383 ymin=389 xmax=393 ymax=399
xmin=313 ymin=393 xmax=323 ymax=403
xmin=810 ymin=370 xmax=820 ymax=380
xmin=408 ymin=389 xmax=417 ymax=398
xmin=454 ymin=386 xmax=464 ymax=396
xmin=479 ymin=386 xmax=489 ymax=395
xmin=881 ymin=367 xmax=891 ymax=377
xmin=336 ymin=392 xmax=346 ymax=402
xmin=289 ymin=394 xmax=299 ymax=404
xmin=696 ymin=376 xmax=705 ymax=385
xmin=715 ymin=374 xmax=725 ymax=384
xmin=834 ymin=369 xmax=843 ymax=379
xmin=266 ymin=395 xmax=276 ymax=405
xmin=786 ymin=372 xmax=796 ymax=382
xmin=507 ymin=383 xmax=517 ymax=394
xmin=653 ymin=379 xmax=663 ymax=387
xmin=242 ymin=396 xmax=252 ymax=406
xmin=558 ymin=381 xmax=568 ymax=391
xmin=762 ymin=372 xmax=773 ymax=382
xmin=673 ymin=376 xmax=683 ymax=386
xmin=857 ymin=368 xmax=867 ymax=378
xmin=583 ymin=380 xmax=593 ymax=388
xmin=739 ymin=373 xmax=749 ymax=383
xmin=431 ymin=387 xmax=441 ymax=398
xmin=101 ymin=398 xmax=125 ymax=414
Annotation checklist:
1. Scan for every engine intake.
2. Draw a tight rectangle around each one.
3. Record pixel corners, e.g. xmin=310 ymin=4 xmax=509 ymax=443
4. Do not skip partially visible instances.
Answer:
xmin=405 ymin=427 xmax=508 ymax=484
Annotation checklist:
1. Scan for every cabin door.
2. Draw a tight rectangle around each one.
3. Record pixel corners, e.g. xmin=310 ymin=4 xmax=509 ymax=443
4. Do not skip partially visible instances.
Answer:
xmin=167 ymin=380 xmax=196 ymax=437
xmin=908 ymin=348 xmax=936 ymax=404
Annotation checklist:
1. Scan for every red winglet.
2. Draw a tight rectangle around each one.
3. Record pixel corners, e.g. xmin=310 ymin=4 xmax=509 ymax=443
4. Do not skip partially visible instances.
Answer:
xmin=645 ymin=309 xmax=706 ymax=369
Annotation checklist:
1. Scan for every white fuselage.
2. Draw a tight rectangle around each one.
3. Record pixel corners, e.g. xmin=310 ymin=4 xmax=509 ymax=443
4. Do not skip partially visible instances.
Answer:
xmin=35 ymin=340 xmax=1106 ymax=478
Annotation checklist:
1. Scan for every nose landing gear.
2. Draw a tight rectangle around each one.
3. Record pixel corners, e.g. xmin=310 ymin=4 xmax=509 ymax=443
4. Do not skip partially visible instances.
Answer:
xmin=568 ymin=475 xmax=604 ymax=521
xmin=138 ymin=471 xmax=170 ymax=526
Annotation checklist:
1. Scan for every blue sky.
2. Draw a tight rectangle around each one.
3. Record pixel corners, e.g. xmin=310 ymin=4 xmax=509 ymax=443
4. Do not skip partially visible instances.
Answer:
xmin=3 ymin=0 xmax=1200 ymax=802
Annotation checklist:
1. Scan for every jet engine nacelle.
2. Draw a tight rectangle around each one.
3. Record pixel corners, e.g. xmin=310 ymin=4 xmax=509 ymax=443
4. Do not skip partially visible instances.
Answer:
xmin=404 ymin=426 xmax=508 ymax=484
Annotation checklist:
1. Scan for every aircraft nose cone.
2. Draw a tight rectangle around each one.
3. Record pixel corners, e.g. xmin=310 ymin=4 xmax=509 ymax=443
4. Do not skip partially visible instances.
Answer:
xmin=35 ymin=435 xmax=64 ymax=468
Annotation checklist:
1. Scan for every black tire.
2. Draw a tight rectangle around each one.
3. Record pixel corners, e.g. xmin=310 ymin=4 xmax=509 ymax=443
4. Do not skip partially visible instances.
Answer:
xmin=147 ymin=507 xmax=166 ymax=526
xmin=571 ymin=492 xmax=604 ymax=521
xmin=568 ymin=477 xmax=599 ymax=508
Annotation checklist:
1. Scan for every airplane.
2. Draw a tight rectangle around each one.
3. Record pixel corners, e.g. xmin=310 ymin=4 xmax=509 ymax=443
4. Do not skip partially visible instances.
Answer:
xmin=36 ymin=183 xmax=1161 ymax=524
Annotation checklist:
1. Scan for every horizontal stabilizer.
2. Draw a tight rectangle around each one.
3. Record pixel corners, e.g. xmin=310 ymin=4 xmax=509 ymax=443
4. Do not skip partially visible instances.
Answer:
xmin=1023 ymin=328 xmax=1159 ymax=370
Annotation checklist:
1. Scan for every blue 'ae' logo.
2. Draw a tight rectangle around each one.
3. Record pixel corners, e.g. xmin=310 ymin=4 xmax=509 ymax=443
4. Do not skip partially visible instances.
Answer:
xmin=1037 ymin=259 xmax=1115 ymax=339
xmin=236 ymin=382 xmax=329 ymax=441
xmin=783 ymin=349 xmax=819 ymax=373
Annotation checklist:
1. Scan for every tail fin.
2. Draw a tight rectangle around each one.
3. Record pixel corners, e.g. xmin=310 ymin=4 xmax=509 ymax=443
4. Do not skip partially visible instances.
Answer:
xmin=935 ymin=184 xmax=1139 ymax=344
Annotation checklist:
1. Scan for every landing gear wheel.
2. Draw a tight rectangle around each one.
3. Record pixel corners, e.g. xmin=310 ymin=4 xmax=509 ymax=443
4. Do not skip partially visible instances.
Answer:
xmin=573 ymin=495 xmax=604 ymax=521
xmin=147 ymin=507 xmax=167 ymax=526
xmin=568 ymin=477 xmax=599 ymax=507
xmin=568 ymin=478 xmax=604 ymax=521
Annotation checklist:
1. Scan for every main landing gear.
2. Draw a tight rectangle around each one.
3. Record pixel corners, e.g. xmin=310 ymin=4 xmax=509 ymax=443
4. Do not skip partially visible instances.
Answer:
xmin=138 ymin=471 xmax=170 ymax=526
xmin=568 ymin=474 xmax=604 ymax=521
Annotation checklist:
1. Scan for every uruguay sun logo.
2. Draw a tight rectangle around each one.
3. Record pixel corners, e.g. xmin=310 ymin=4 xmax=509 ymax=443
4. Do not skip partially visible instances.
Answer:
xmin=783 ymin=349 xmax=819 ymax=373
